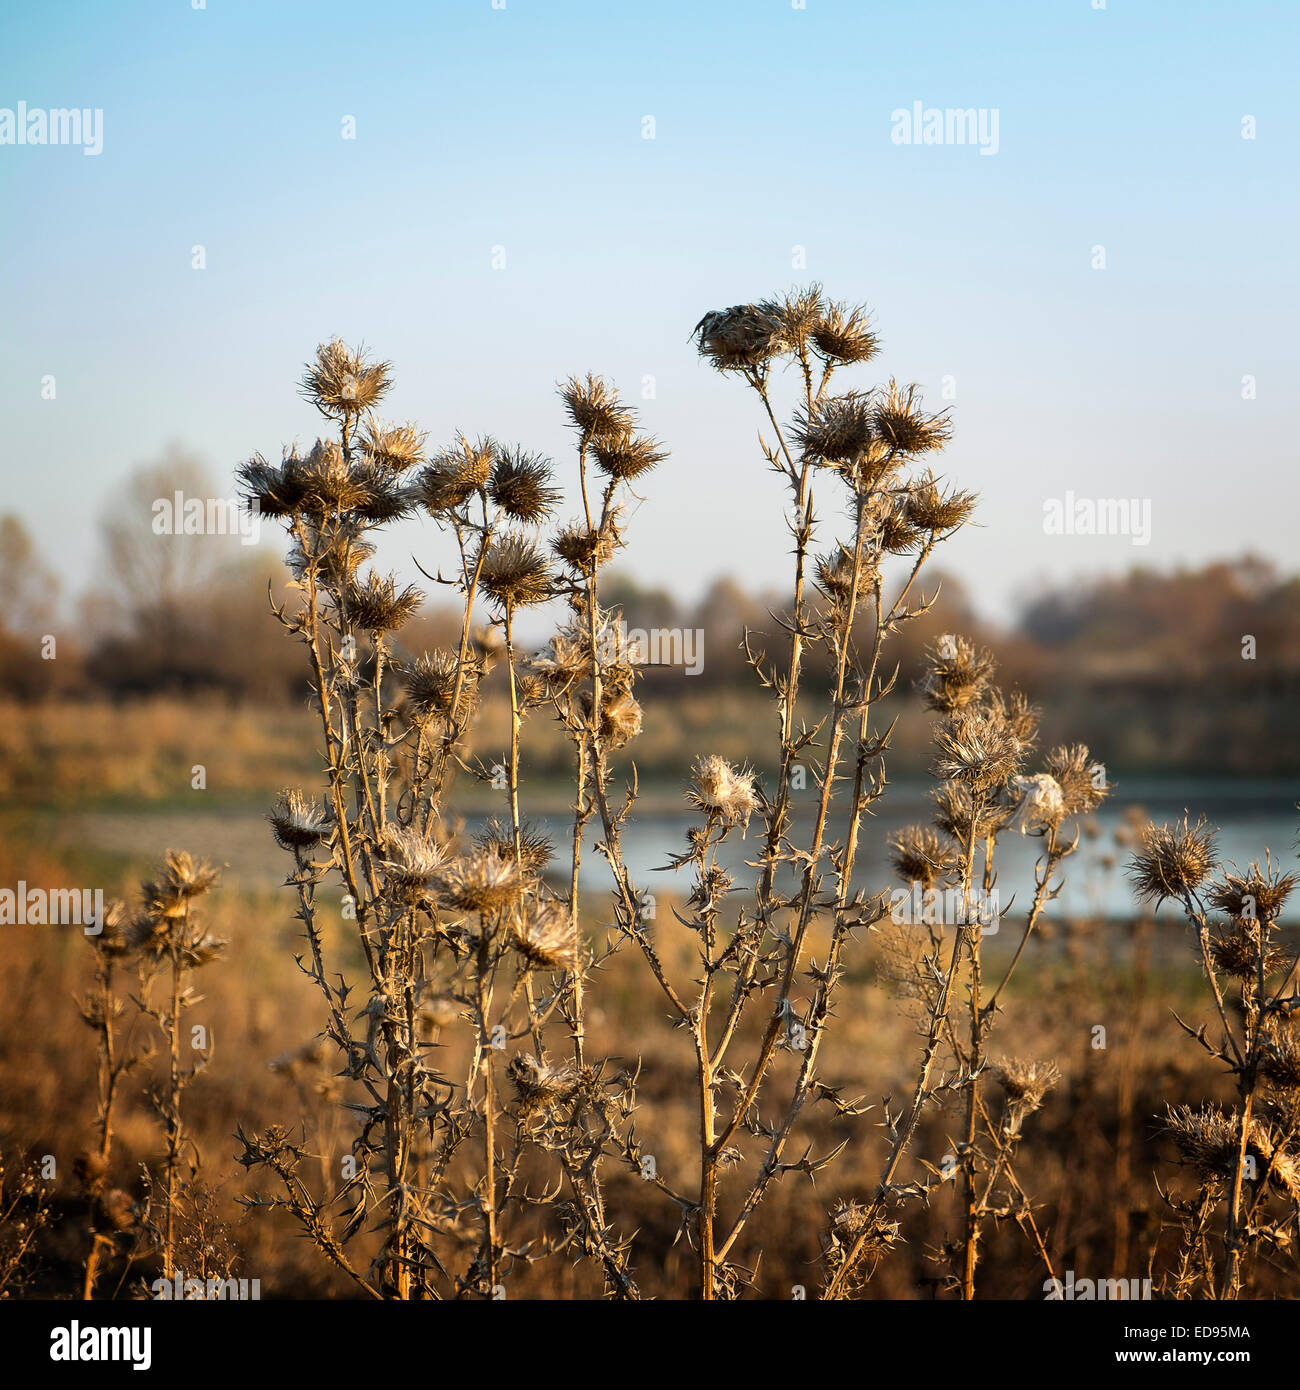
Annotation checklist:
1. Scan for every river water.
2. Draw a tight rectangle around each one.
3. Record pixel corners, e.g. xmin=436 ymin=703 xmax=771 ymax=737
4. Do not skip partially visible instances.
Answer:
xmin=501 ymin=778 xmax=1300 ymax=923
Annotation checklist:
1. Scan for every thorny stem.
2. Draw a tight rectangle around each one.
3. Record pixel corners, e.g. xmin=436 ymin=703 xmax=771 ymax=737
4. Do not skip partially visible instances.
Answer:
xmin=476 ymin=922 xmax=499 ymax=1295
xmin=162 ymin=924 xmax=184 ymax=1281
xmin=567 ymin=732 xmax=591 ymax=1069
xmin=292 ymin=516 xmax=378 ymax=983
xmin=707 ymin=392 xmax=824 ymax=1158
xmin=424 ymin=507 xmax=493 ymax=831
xmin=712 ymin=493 xmax=873 ymax=1263
xmin=82 ymin=956 xmax=124 ymax=1300
xmin=825 ymin=811 xmax=981 ymax=1300
xmin=985 ymin=833 xmax=1062 ymax=1017
xmin=961 ymin=909 xmax=983 ymax=1298
xmin=1221 ymin=917 xmax=1267 ymax=1299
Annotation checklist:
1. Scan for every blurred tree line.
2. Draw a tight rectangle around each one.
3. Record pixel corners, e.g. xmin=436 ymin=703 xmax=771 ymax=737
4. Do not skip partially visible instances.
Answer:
xmin=1 ymin=454 xmax=1297 ymax=773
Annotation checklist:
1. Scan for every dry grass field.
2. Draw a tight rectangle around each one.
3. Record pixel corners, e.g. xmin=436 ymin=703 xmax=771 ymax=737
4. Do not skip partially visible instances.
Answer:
xmin=0 ymin=798 xmax=1255 ymax=1300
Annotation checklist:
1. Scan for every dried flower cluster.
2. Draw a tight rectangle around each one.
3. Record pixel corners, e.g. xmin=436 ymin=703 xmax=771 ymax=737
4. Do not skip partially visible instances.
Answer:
xmin=227 ymin=297 xmax=1135 ymax=1301
xmin=72 ymin=852 xmax=224 ymax=1297
xmin=1131 ymin=822 xmax=1300 ymax=1298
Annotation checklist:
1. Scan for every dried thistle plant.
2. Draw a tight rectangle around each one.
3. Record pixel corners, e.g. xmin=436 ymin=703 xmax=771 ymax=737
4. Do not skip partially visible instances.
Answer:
xmin=641 ymin=285 xmax=1083 ymax=1300
xmin=75 ymin=897 xmax=149 ymax=1298
xmin=825 ymin=629 xmax=1106 ymax=1298
xmin=235 ymin=303 xmax=1121 ymax=1302
xmin=239 ymin=345 xmax=639 ymax=1299
xmin=0 ymin=1156 xmax=53 ymax=1299
xmin=132 ymin=850 xmax=224 ymax=1281
xmin=1131 ymin=824 xmax=1300 ymax=1298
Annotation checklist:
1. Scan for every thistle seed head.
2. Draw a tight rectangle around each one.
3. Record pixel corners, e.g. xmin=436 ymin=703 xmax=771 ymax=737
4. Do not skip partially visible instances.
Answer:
xmin=931 ymin=779 xmax=1013 ymax=844
xmin=1260 ymin=1033 xmax=1300 ymax=1091
xmin=525 ymin=631 xmax=589 ymax=688
xmin=268 ymin=789 xmax=333 ymax=852
xmin=489 ymin=446 xmax=560 ymax=524
xmin=141 ymin=850 xmax=218 ymax=920
xmin=793 ymin=391 xmax=878 ymax=466
xmin=509 ymin=899 xmax=579 ymax=972
xmin=476 ymin=818 xmax=555 ymax=878
xmin=344 ymin=571 xmax=424 ymax=633
xmin=480 ymin=534 xmax=553 ymax=610
xmin=399 ymin=650 xmax=481 ymax=725
xmin=815 ymin=544 xmax=877 ymax=607
xmin=888 ymin=825 xmax=958 ymax=891
xmin=286 ymin=518 xmax=374 ymax=588
xmin=918 ymin=635 xmax=996 ymax=714
xmin=420 ymin=434 xmax=495 ymax=512
xmin=582 ymin=688 xmax=642 ymax=750
xmin=86 ymin=897 xmax=132 ymax=957
xmin=590 ymin=432 xmax=667 ymax=482
xmin=1207 ymin=926 xmax=1287 ymax=980
xmin=688 ymin=755 xmax=759 ymax=833
xmin=998 ymin=1057 xmax=1060 ymax=1114
xmin=294 ymin=439 xmax=372 ymax=515
xmin=1161 ymin=1105 xmax=1299 ymax=1195
xmin=437 ymin=852 xmax=521 ymax=913
xmin=350 ymin=463 xmax=422 ymax=523
xmin=1129 ymin=816 xmax=1218 ymax=908
xmin=552 ymin=515 xmax=622 ymax=573
xmin=1008 ymin=773 xmax=1066 ymax=835
xmin=238 ymin=450 xmax=309 ymax=519
xmin=380 ymin=826 xmax=446 ymax=893
xmin=760 ymin=285 xmax=825 ymax=353
xmin=989 ymin=689 xmax=1040 ymax=748
xmin=507 ymin=1051 xmax=578 ymax=1109
xmin=877 ymin=500 xmax=925 ymax=555
xmin=299 ymin=339 xmax=392 ymax=418
xmin=1043 ymin=743 xmax=1108 ymax=817
xmin=1207 ymin=863 xmax=1296 ymax=924
xmin=692 ymin=303 xmax=789 ymax=372
xmin=872 ymin=379 xmax=952 ymax=456
xmin=810 ymin=299 xmax=880 ymax=366
xmin=932 ymin=704 xmax=1024 ymax=794
xmin=359 ymin=417 xmax=426 ymax=472
xmin=903 ymin=472 xmax=978 ymax=533
xmin=559 ymin=373 xmax=636 ymax=440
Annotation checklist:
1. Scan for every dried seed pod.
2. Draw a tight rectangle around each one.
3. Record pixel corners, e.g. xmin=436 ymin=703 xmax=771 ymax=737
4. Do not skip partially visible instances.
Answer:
xmin=693 ymin=302 xmax=790 ymax=372
xmin=810 ymin=299 xmax=879 ymax=365
xmin=1129 ymin=816 xmax=1218 ymax=908
xmin=268 ymin=789 xmax=333 ymax=852
xmin=479 ymin=534 xmax=553 ymax=610
xmin=437 ymin=852 xmax=520 ymax=913
xmin=688 ymin=755 xmax=759 ymax=833
xmin=489 ymin=447 xmax=560 ymax=524
xmin=509 ymin=900 xmax=579 ymax=972
xmin=299 ymin=339 xmax=391 ymax=418
xmin=888 ymin=826 xmax=957 ymax=891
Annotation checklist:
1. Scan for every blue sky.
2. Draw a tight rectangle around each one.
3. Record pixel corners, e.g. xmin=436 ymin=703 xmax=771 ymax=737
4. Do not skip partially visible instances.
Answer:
xmin=2 ymin=0 xmax=1296 ymax=620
